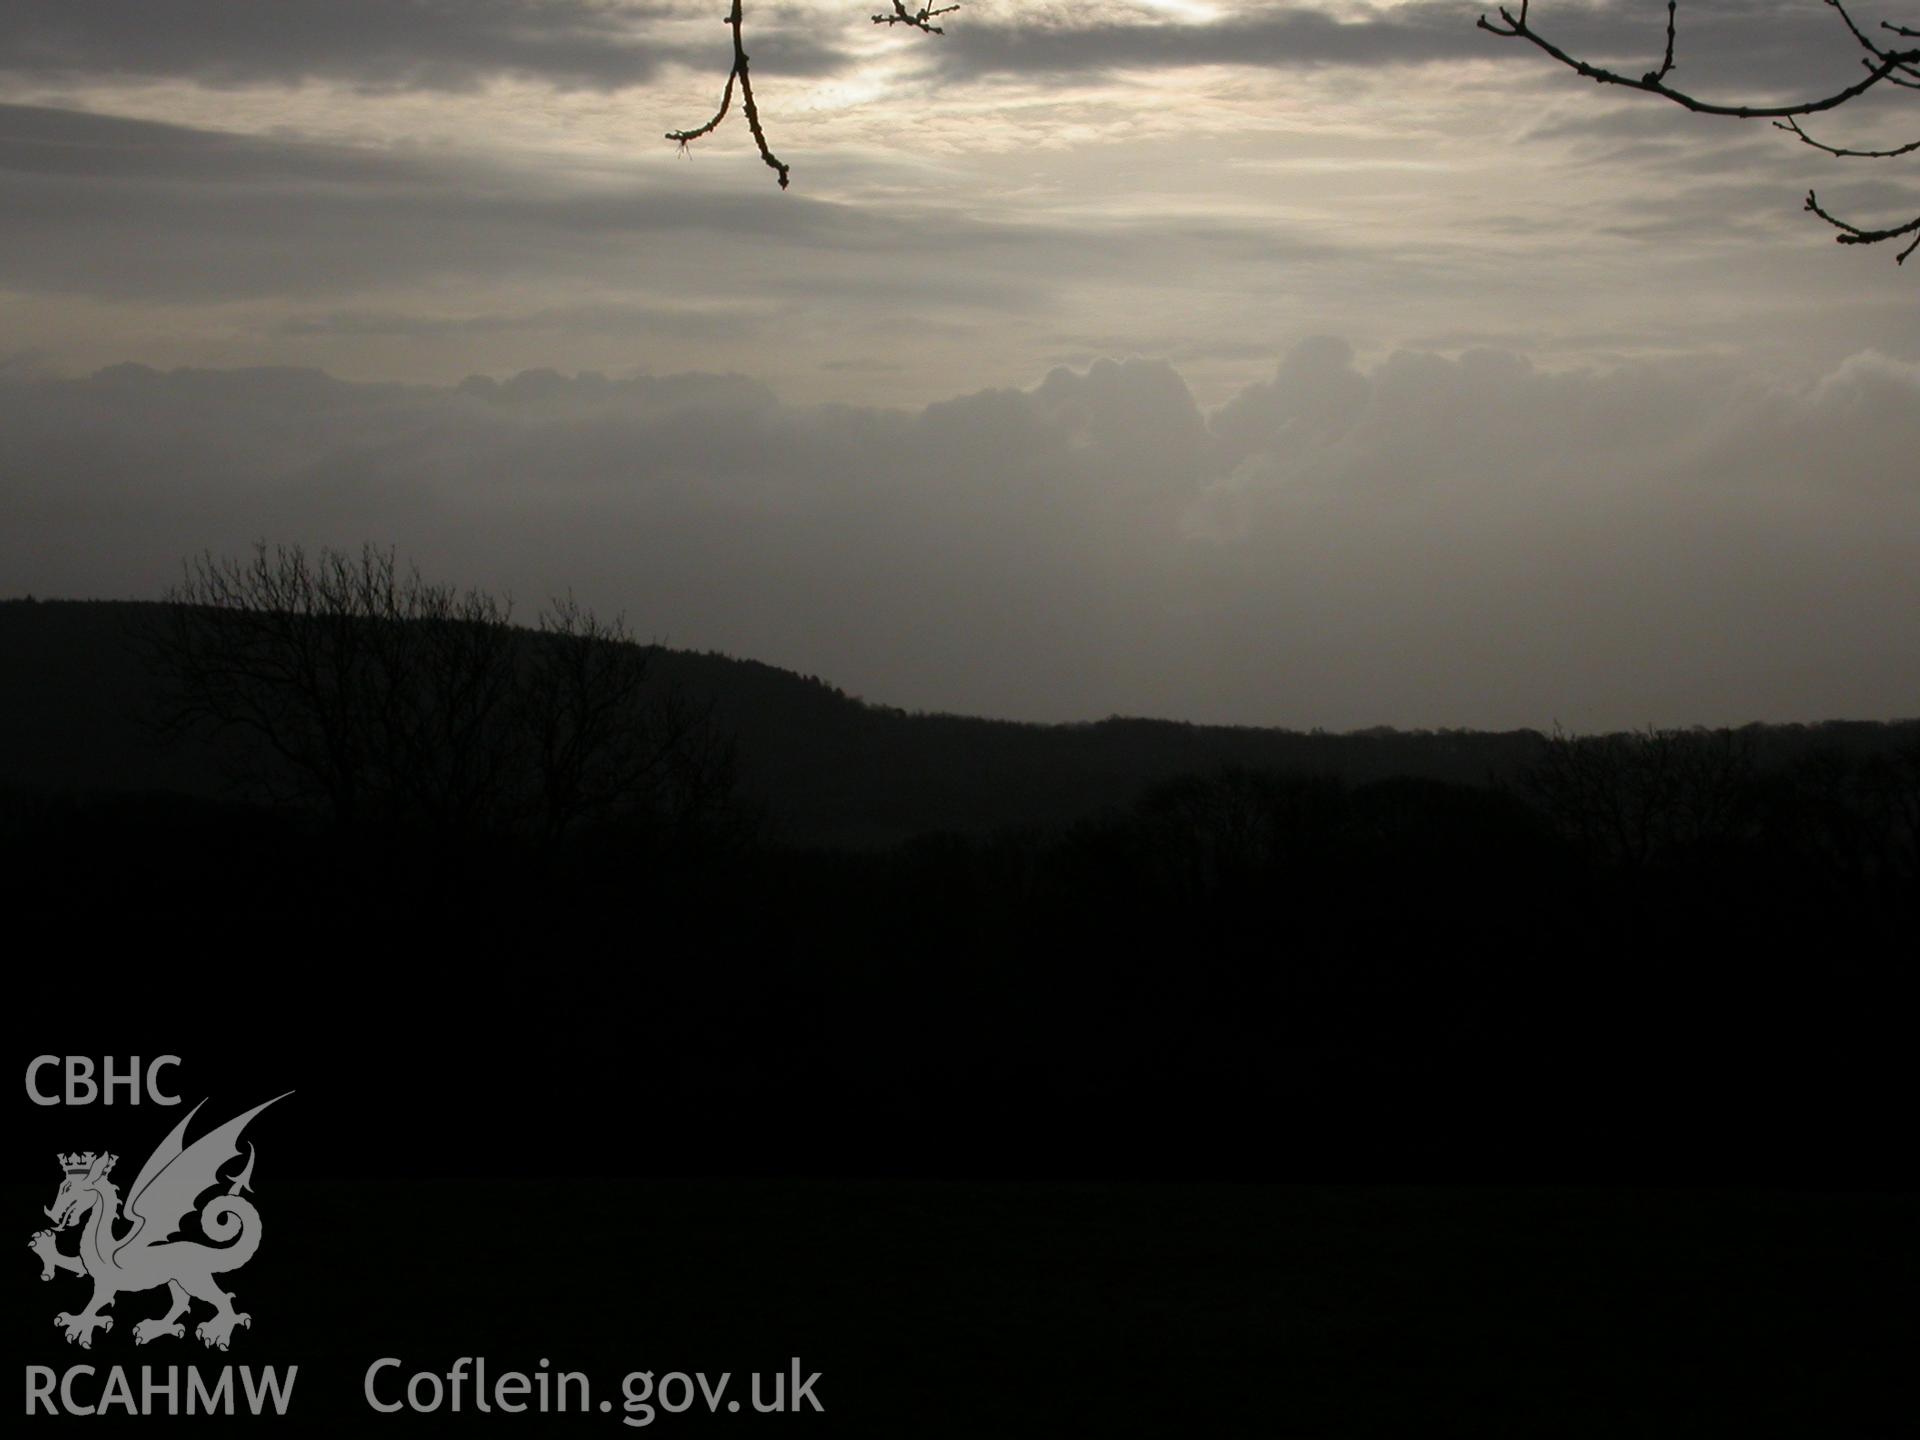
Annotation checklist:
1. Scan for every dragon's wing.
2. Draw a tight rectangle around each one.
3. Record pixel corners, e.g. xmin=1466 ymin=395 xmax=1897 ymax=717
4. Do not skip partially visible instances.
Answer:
xmin=118 ymin=1093 xmax=291 ymax=1253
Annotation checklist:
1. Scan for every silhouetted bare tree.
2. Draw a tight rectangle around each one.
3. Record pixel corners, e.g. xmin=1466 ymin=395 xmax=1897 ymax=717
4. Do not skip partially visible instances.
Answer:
xmin=1482 ymin=0 xmax=1920 ymax=261
xmin=1520 ymin=724 xmax=1759 ymax=865
xmin=527 ymin=595 xmax=738 ymax=843
xmin=149 ymin=543 xmax=734 ymax=842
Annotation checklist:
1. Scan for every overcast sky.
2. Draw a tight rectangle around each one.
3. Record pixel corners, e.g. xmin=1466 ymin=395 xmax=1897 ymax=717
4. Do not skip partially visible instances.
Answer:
xmin=3 ymin=1 xmax=1916 ymax=728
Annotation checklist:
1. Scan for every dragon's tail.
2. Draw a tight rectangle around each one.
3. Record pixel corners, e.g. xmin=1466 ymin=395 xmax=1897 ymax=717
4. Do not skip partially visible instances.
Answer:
xmin=195 ymin=1194 xmax=262 ymax=1273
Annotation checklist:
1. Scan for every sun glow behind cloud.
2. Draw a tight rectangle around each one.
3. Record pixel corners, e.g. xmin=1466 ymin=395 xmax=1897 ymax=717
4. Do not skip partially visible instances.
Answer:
xmin=1131 ymin=0 xmax=1226 ymax=21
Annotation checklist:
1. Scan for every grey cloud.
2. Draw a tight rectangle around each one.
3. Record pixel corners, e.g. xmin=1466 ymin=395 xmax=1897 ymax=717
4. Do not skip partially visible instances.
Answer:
xmin=1518 ymin=95 xmax=1888 ymax=187
xmin=1209 ymin=335 xmax=1368 ymax=453
xmin=0 ymin=102 xmax=941 ymax=300
xmin=1521 ymin=102 xmax=1745 ymax=147
xmin=3 ymin=344 xmax=1916 ymax=730
xmin=1590 ymin=169 xmax=1919 ymax=247
xmin=0 ymin=101 xmax=459 ymax=187
xmin=0 ymin=0 xmax=848 ymax=92
xmin=933 ymin=0 xmax=1886 ymax=95
xmin=0 ymin=0 xmax=1876 ymax=105
xmin=933 ymin=3 xmax=1488 ymax=80
xmin=0 ymin=103 xmax=1334 ymax=309
xmin=272 ymin=303 xmax=765 ymax=343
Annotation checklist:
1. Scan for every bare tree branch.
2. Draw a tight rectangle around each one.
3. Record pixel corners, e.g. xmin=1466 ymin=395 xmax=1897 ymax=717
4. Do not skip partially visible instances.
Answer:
xmin=666 ymin=0 xmax=788 ymax=189
xmin=1478 ymin=0 xmax=1916 ymax=118
xmin=872 ymin=1 xmax=960 ymax=35
xmin=1774 ymin=114 xmax=1920 ymax=158
xmin=667 ymin=0 xmax=956 ymax=189
xmin=1805 ymin=188 xmax=1920 ymax=259
xmin=1480 ymin=0 xmax=1919 ymax=262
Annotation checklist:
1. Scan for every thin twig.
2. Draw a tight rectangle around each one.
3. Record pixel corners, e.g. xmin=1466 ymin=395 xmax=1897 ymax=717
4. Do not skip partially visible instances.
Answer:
xmin=873 ymin=1 xmax=960 ymax=34
xmin=1775 ymin=115 xmax=1920 ymax=159
xmin=1806 ymin=190 xmax=1920 ymax=262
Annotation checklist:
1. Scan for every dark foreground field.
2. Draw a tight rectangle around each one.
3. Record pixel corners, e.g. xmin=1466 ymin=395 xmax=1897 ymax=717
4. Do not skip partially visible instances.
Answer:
xmin=9 ymin=1179 xmax=1913 ymax=1436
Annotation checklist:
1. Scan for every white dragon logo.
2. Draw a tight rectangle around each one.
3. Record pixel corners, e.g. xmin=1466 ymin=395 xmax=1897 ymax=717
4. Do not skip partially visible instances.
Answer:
xmin=28 ymin=1094 xmax=290 ymax=1351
